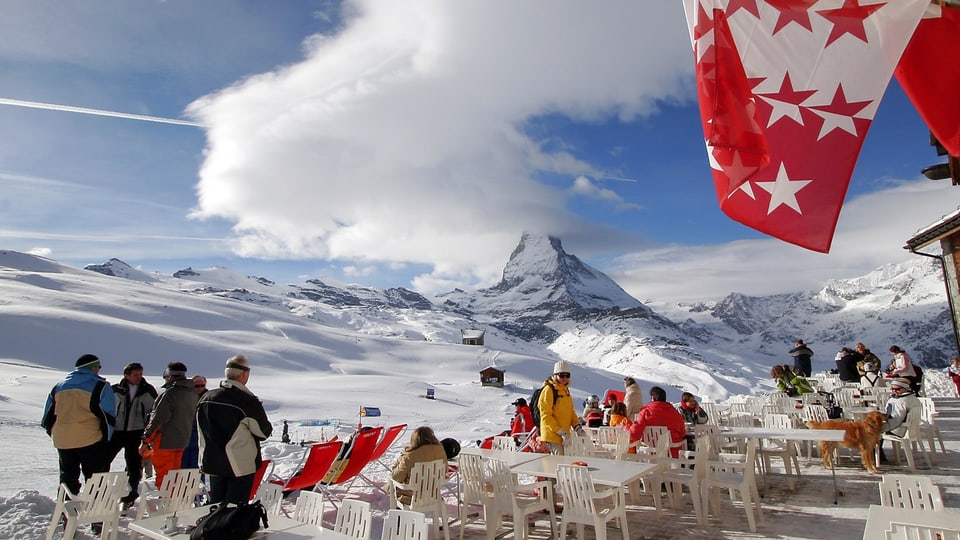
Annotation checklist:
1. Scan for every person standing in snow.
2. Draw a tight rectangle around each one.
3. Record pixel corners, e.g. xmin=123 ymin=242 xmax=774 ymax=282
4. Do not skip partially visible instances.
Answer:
xmin=42 ymin=354 xmax=117 ymax=496
xmin=140 ymin=361 xmax=198 ymax=488
xmin=789 ymin=339 xmax=814 ymax=377
xmin=537 ymin=360 xmax=582 ymax=455
xmin=197 ymin=354 xmax=272 ymax=504
xmin=509 ymin=397 xmax=534 ymax=436
xmin=105 ymin=362 xmax=157 ymax=504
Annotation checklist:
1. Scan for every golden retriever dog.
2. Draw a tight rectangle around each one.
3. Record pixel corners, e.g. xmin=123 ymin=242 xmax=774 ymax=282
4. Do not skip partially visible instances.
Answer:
xmin=806 ymin=411 xmax=886 ymax=473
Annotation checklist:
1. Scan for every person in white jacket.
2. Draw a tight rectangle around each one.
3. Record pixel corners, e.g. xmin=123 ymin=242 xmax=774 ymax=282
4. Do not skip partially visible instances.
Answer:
xmin=623 ymin=376 xmax=644 ymax=420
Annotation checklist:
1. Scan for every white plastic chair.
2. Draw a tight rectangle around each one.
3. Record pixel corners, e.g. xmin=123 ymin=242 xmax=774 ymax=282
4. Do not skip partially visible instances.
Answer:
xmin=389 ymin=459 xmax=449 ymax=540
xmin=492 ymin=458 xmax=556 ymax=540
xmin=381 ymin=509 xmax=429 ymax=540
xmin=642 ymin=426 xmax=684 ymax=457
xmin=800 ymin=404 xmax=829 ymax=459
xmin=877 ymin=408 xmax=932 ymax=470
xmin=702 ymin=438 xmax=763 ymax=533
xmin=758 ymin=414 xmax=800 ymax=490
xmin=334 ymin=498 xmax=372 ymax=539
xmin=491 ymin=436 xmax=516 ymax=452
xmin=131 ymin=467 xmax=202 ymax=529
xmin=917 ymin=397 xmax=946 ymax=455
xmin=660 ymin=435 xmax=710 ymax=525
xmin=563 ymin=433 xmax=595 ymax=457
xmin=458 ymin=452 xmax=506 ymax=540
xmin=459 ymin=455 xmax=556 ymax=540
xmin=699 ymin=401 xmax=722 ymax=426
xmin=292 ymin=490 xmax=326 ymax=526
xmin=556 ymin=464 xmax=629 ymax=540
xmin=883 ymin=522 xmax=960 ymax=540
xmin=255 ymin=482 xmax=284 ymax=516
xmin=878 ymin=474 xmax=944 ymax=511
xmin=46 ymin=471 xmax=126 ymax=540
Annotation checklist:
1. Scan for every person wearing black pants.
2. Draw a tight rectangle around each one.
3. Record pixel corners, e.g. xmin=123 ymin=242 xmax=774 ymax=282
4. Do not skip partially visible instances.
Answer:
xmin=105 ymin=362 xmax=157 ymax=504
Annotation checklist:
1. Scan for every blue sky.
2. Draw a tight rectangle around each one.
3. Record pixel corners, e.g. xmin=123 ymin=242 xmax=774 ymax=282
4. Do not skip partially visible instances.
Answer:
xmin=1 ymin=0 xmax=957 ymax=303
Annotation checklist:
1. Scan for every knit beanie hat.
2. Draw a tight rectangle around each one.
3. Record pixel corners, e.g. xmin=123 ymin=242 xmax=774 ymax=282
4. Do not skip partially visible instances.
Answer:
xmin=75 ymin=354 xmax=101 ymax=369
xmin=553 ymin=360 xmax=571 ymax=374
xmin=889 ymin=378 xmax=911 ymax=391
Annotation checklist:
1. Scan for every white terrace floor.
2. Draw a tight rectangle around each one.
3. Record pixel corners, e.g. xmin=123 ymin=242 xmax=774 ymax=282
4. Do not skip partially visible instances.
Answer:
xmin=455 ymin=397 xmax=960 ymax=540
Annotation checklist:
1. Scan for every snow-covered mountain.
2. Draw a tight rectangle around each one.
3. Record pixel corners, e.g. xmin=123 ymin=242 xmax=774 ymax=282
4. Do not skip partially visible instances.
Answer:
xmin=0 ymin=233 xmax=954 ymax=403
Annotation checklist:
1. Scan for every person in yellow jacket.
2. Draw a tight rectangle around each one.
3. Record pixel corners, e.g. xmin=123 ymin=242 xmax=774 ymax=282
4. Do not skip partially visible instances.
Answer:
xmin=537 ymin=360 xmax=582 ymax=454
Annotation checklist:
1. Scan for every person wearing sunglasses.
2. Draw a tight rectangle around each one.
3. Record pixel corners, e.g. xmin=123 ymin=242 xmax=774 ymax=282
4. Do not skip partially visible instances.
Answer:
xmin=536 ymin=360 xmax=583 ymax=455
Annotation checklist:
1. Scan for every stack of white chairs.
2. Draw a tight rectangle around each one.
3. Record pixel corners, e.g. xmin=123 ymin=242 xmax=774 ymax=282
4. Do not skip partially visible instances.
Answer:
xmin=702 ymin=438 xmax=764 ymax=533
xmin=46 ymin=471 xmax=126 ymax=540
xmin=556 ymin=464 xmax=629 ymax=540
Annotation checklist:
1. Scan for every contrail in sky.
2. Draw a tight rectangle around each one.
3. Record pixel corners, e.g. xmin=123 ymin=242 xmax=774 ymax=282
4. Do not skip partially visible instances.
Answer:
xmin=0 ymin=97 xmax=203 ymax=127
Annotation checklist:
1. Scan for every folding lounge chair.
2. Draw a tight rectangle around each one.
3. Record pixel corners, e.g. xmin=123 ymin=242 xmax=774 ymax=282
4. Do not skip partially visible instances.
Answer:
xmin=356 ymin=424 xmax=408 ymax=492
xmin=316 ymin=426 xmax=384 ymax=506
xmin=273 ymin=440 xmax=344 ymax=496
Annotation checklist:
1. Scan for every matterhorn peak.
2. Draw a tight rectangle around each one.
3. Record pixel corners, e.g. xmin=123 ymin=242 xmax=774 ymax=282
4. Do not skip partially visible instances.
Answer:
xmin=483 ymin=233 xmax=642 ymax=313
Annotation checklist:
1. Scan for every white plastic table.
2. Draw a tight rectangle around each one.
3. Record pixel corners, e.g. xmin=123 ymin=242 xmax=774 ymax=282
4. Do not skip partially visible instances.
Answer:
xmin=721 ymin=426 xmax=846 ymax=504
xmin=458 ymin=446 xmax=548 ymax=467
xmin=509 ymin=454 xmax=657 ymax=488
xmin=861 ymin=504 xmax=960 ymax=540
xmin=128 ymin=505 xmax=351 ymax=540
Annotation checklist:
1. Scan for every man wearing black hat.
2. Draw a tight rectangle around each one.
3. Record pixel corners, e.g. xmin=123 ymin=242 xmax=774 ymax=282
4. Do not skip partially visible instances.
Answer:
xmin=140 ymin=361 xmax=197 ymax=489
xmin=41 ymin=354 xmax=117 ymax=496
xmin=510 ymin=397 xmax=534 ymax=436
xmin=105 ymin=362 xmax=158 ymax=504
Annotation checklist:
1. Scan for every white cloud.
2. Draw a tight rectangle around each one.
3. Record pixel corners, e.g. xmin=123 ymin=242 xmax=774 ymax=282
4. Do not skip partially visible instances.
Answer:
xmin=186 ymin=1 xmax=692 ymax=289
xmin=609 ymin=179 xmax=960 ymax=303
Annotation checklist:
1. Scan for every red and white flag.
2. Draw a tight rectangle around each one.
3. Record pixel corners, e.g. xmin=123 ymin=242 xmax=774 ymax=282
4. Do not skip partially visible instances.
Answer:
xmin=682 ymin=0 xmax=929 ymax=252
xmin=895 ymin=4 xmax=960 ymax=157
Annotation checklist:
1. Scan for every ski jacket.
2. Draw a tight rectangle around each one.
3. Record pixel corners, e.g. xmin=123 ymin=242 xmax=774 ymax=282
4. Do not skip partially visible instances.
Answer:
xmin=628 ymin=400 xmax=686 ymax=457
xmin=41 ymin=368 xmax=116 ymax=450
xmin=676 ymin=402 xmax=708 ymax=424
xmin=889 ymin=351 xmax=917 ymax=378
xmin=197 ymin=379 xmax=272 ymax=477
xmin=112 ymin=378 xmax=157 ymax=432
xmin=537 ymin=379 xmax=578 ymax=445
xmin=608 ymin=413 xmax=632 ymax=427
xmin=143 ymin=377 xmax=198 ymax=450
xmin=510 ymin=405 xmax=534 ymax=436
xmin=623 ymin=384 xmax=644 ymax=420
xmin=883 ymin=392 xmax=921 ymax=437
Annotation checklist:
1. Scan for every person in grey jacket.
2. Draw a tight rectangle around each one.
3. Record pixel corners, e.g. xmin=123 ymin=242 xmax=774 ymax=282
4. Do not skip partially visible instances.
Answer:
xmin=139 ymin=362 xmax=198 ymax=488
xmin=106 ymin=362 xmax=157 ymax=503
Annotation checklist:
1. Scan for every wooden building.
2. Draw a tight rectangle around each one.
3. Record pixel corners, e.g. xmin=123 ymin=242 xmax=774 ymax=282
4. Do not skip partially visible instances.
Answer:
xmin=479 ymin=366 xmax=504 ymax=387
xmin=905 ymin=207 xmax=960 ymax=357
xmin=461 ymin=329 xmax=485 ymax=346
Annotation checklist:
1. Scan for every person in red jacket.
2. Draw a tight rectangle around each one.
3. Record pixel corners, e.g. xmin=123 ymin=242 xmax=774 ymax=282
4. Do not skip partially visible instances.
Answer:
xmin=627 ymin=386 xmax=687 ymax=457
xmin=510 ymin=397 xmax=535 ymax=436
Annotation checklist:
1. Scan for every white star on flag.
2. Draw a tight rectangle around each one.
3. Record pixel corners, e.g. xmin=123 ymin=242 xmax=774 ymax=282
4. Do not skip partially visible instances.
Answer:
xmin=756 ymin=163 xmax=811 ymax=214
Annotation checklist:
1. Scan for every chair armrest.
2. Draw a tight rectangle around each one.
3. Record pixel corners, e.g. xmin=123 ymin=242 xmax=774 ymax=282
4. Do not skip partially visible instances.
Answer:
xmin=515 ymin=480 xmax=552 ymax=493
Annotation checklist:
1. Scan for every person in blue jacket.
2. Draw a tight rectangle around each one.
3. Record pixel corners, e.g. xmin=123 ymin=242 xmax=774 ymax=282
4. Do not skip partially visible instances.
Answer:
xmin=41 ymin=354 xmax=117 ymax=495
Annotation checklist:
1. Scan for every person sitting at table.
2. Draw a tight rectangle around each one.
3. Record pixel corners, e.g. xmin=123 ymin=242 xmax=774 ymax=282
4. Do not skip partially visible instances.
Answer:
xmin=878 ymin=378 xmax=921 ymax=463
xmin=771 ymin=364 xmax=813 ymax=396
xmin=628 ymin=386 xmax=686 ymax=457
xmin=581 ymin=395 xmax=603 ymax=428
xmin=676 ymin=392 xmax=708 ymax=425
xmin=390 ymin=425 xmax=447 ymax=505
xmin=608 ymin=401 xmax=632 ymax=428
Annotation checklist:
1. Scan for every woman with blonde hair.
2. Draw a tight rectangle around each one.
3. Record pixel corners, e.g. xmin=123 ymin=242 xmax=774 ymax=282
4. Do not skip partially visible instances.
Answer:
xmin=390 ymin=426 xmax=446 ymax=504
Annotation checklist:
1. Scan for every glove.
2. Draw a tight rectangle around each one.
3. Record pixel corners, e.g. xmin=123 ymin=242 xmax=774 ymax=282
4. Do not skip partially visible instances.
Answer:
xmin=557 ymin=429 xmax=568 ymax=440
xmin=573 ymin=424 xmax=585 ymax=436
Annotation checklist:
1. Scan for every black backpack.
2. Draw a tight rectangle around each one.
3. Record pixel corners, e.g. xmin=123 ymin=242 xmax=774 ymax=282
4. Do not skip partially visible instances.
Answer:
xmin=529 ymin=381 xmax=558 ymax=429
xmin=190 ymin=502 xmax=268 ymax=540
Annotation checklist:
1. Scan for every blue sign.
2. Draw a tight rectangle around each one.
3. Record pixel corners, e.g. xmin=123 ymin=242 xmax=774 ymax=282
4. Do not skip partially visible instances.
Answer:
xmin=360 ymin=407 xmax=381 ymax=417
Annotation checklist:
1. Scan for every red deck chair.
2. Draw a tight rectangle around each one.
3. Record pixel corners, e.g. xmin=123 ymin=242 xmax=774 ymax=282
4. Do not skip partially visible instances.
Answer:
xmin=273 ymin=440 xmax=344 ymax=496
xmin=356 ymin=423 xmax=408 ymax=492
xmin=248 ymin=459 xmax=274 ymax=501
xmin=315 ymin=426 xmax=383 ymax=506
